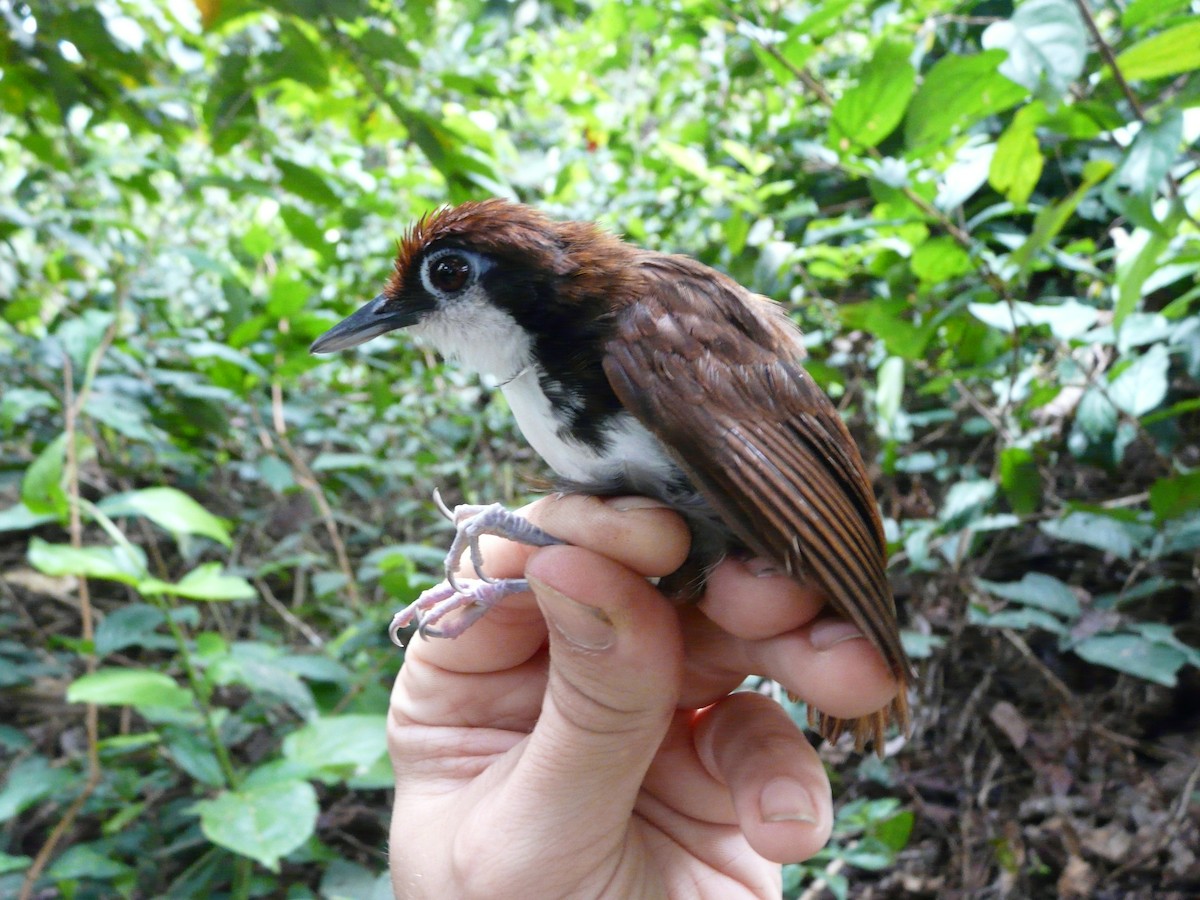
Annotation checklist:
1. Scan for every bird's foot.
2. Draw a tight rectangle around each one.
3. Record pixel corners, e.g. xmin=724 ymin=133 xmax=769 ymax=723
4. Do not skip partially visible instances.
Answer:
xmin=389 ymin=577 xmax=531 ymax=643
xmin=388 ymin=491 xmax=563 ymax=644
xmin=433 ymin=489 xmax=563 ymax=592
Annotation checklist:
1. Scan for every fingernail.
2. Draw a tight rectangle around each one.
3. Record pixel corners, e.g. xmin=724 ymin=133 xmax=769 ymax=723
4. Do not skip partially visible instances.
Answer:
xmin=603 ymin=495 xmax=670 ymax=511
xmin=744 ymin=557 xmax=784 ymax=579
xmin=760 ymin=777 xmax=818 ymax=824
xmin=528 ymin=575 xmax=616 ymax=651
xmin=810 ymin=619 xmax=865 ymax=651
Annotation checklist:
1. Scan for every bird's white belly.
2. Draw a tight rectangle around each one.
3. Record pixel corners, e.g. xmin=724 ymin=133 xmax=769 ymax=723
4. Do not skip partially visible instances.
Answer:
xmin=501 ymin=368 xmax=677 ymax=490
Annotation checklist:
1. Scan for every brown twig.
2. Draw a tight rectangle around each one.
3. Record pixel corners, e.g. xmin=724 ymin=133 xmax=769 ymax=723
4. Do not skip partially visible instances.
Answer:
xmin=256 ymin=576 xmax=324 ymax=647
xmin=267 ymin=381 xmax=363 ymax=610
xmin=1071 ymin=0 xmax=1185 ymax=206
xmin=19 ymin=342 xmax=113 ymax=898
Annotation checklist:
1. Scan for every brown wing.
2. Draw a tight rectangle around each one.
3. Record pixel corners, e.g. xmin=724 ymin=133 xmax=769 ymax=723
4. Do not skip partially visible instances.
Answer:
xmin=603 ymin=254 xmax=910 ymax=750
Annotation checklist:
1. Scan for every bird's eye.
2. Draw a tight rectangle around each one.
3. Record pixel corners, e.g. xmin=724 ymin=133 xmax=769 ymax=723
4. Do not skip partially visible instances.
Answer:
xmin=427 ymin=253 xmax=473 ymax=294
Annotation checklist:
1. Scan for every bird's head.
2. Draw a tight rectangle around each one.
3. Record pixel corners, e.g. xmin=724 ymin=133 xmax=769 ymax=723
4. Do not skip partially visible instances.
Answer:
xmin=310 ymin=199 xmax=631 ymax=380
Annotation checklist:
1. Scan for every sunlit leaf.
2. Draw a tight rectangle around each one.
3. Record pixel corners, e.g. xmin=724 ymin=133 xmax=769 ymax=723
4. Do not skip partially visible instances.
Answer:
xmin=67 ymin=668 xmax=193 ymax=709
xmin=1108 ymin=344 xmax=1169 ymax=417
xmin=906 ymin=51 xmax=1026 ymax=149
xmin=28 ymin=538 xmax=145 ymax=585
xmin=196 ymin=780 xmax=318 ymax=871
xmin=98 ymin=487 xmax=232 ymax=546
xmin=830 ymin=41 xmax=915 ymax=150
xmin=1115 ymin=20 xmax=1200 ymax=80
xmin=981 ymin=0 xmax=1087 ymax=94
xmin=139 ymin=563 xmax=256 ymax=602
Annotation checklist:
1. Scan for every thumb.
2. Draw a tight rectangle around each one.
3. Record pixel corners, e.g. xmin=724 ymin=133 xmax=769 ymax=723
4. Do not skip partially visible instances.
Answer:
xmin=507 ymin=544 xmax=683 ymax=843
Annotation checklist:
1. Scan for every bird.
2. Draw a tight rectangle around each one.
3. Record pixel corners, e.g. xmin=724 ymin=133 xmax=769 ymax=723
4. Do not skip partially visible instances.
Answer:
xmin=311 ymin=199 xmax=910 ymax=751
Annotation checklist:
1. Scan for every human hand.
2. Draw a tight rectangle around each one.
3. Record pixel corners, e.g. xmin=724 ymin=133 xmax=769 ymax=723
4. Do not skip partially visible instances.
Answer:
xmin=387 ymin=494 xmax=899 ymax=899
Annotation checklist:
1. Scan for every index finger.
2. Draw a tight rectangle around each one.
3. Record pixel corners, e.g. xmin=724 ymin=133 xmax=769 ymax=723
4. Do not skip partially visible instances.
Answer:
xmin=400 ymin=493 xmax=691 ymax=675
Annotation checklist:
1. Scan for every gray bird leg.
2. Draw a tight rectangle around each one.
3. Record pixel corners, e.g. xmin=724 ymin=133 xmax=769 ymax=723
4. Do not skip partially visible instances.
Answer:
xmin=388 ymin=491 xmax=563 ymax=643
xmin=389 ymin=578 xmax=532 ymax=644
xmin=433 ymin=489 xmax=561 ymax=592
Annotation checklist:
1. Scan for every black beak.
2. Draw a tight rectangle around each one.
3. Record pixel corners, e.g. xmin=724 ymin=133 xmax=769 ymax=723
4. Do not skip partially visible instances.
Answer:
xmin=310 ymin=293 xmax=420 ymax=354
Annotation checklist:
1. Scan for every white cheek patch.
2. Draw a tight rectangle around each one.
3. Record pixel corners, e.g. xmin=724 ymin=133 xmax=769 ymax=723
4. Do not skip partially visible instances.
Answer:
xmin=409 ymin=284 xmax=533 ymax=380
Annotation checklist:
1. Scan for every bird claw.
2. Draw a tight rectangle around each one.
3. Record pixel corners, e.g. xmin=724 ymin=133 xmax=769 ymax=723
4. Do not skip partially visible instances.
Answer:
xmin=388 ymin=492 xmax=564 ymax=643
xmin=389 ymin=577 xmax=531 ymax=644
xmin=432 ymin=489 xmax=562 ymax=591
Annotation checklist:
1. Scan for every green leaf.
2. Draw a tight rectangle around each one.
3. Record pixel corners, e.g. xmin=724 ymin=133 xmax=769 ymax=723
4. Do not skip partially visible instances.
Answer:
xmin=1111 ymin=110 xmax=1183 ymax=200
xmin=906 ymin=51 xmax=1027 ymax=149
xmin=969 ymin=605 xmax=1070 ymax=634
xmin=0 ymin=503 xmax=58 ymax=534
xmin=21 ymin=433 xmax=68 ymax=517
xmin=874 ymin=810 xmax=915 ymax=852
xmin=67 ymin=668 xmax=194 ymax=709
xmin=1115 ymin=20 xmax=1200 ymax=80
xmin=282 ymin=715 xmax=388 ymax=779
xmin=981 ymin=0 xmax=1087 ymax=94
xmin=1073 ymin=633 xmax=1187 ymax=686
xmin=319 ymin=860 xmax=394 ymax=900
xmin=275 ymin=158 xmax=339 ymax=206
xmin=1000 ymin=447 xmax=1041 ymax=515
xmin=98 ymin=487 xmax=232 ymax=546
xmin=267 ymin=275 xmax=311 ymax=317
xmin=874 ymin=356 xmax=904 ymax=440
xmin=1011 ymin=159 xmax=1115 ymax=273
xmin=27 ymin=538 xmax=146 ymax=585
xmin=989 ymin=105 xmax=1045 ymax=206
xmin=47 ymin=843 xmax=134 ymax=880
xmin=166 ymin=729 xmax=227 ymax=787
xmin=1122 ymin=0 xmax=1192 ymax=29
xmin=94 ymin=604 xmax=168 ymax=657
xmin=0 ymin=851 xmax=31 ymax=875
xmin=195 ymin=780 xmax=319 ymax=871
xmin=139 ymin=562 xmax=256 ymax=602
xmin=1040 ymin=512 xmax=1141 ymax=559
xmin=1115 ymin=228 xmax=1171 ymax=328
xmin=968 ymin=298 xmax=1099 ymax=339
xmin=976 ymin=573 xmax=1080 ymax=617
xmin=205 ymin=51 xmax=258 ymax=154
xmin=910 ymin=236 xmax=972 ymax=284
xmin=1108 ymin=343 xmax=1168 ymax=417
xmin=939 ymin=479 xmax=997 ymax=527
xmin=0 ymin=757 xmax=76 ymax=823
xmin=1149 ymin=470 xmax=1200 ymax=522
xmin=262 ymin=22 xmax=330 ymax=89
xmin=830 ymin=41 xmax=915 ymax=150
xmin=280 ymin=204 xmax=329 ymax=256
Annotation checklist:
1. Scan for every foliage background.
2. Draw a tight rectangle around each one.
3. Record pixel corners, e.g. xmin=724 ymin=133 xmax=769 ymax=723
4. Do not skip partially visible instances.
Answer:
xmin=2 ymin=0 xmax=1199 ymax=896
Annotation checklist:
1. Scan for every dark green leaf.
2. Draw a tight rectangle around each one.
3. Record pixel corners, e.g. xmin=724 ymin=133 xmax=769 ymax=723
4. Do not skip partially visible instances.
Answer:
xmin=1149 ymin=470 xmax=1200 ymax=522
xmin=1000 ymin=447 xmax=1040 ymax=515
xmin=275 ymin=158 xmax=339 ymax=206
xmin=1040 ymin=512 xmax=1141 ymax=559
xmin=1074 ymin=633 xmax=1187 ymax=686
xmin=976 ymin=573 xmax=1079 ymax=617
